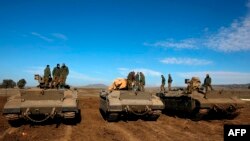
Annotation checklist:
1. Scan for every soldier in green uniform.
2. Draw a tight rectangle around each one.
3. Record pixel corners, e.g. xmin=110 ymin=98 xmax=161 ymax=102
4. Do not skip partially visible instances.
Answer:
xmin=135 ymin=72 xmax=140 ymax=91
xmin=203 ymin=74 xmax=213 ymax=98
xmin=44 ymin=65 xmax=51 ymax=88
xmin=161 ymin=75 xmax=166 ymax=92
xmin=168 ymin=74 xmax=173 ymax=91
xmin=127 ymin=71 xmax=135 ymax=90
xmin=52 ymin=64 xmax=61 ymax=88
xmin=59 ymin=63 xmax=69 ymax=88
xmin=139 ymin=72 xmax=145 ymax=92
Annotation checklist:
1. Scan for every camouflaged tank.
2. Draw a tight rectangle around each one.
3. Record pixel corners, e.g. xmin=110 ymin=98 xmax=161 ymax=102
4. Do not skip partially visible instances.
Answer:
xmin=156 ymin=77 xmax=244 ymax=119
xmin=99 ymin=90 xmax=164 ymax=121
xmin=2 ymin=88 xmax=81 ymax=125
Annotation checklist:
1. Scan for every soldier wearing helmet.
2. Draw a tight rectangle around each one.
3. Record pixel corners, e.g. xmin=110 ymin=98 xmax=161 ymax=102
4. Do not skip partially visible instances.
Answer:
xmin=139 ymin=72 xmax=145 ymax=92
xmin=52 ymin=64 xmax=61 ymax=88
xmin=203 ymin=74 xmax=213 ymax=98
xmin=161 ymin=75 xmax=166 ymax=92
xmin=44 ymin=65 xmax=51 ymax=88
xmin=168 ymin=74 xmax=173 ymax=91
xmin=59 ymin=63 xmax=69 ymax=88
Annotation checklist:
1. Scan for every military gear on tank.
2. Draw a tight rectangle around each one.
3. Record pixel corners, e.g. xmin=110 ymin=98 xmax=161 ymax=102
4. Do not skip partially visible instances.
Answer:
xmin=108 ymin=78 xmax=128 ymax=91
xmin=187 ymin=77 xmax=201 ymax=94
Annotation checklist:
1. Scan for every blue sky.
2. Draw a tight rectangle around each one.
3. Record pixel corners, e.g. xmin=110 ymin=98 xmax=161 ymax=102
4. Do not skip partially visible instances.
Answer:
xmin=0 ymin=0 xmax=250 ymax=86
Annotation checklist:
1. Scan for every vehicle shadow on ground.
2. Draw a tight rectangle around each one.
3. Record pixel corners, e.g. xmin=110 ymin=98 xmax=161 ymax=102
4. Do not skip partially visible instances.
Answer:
xmin=162 ymin=110 xmax=239 ymax=121
xmin=8 ymin=114 xmax=83 ymax=128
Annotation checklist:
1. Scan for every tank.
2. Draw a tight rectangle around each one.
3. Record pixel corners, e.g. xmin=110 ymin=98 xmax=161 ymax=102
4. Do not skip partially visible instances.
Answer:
xmin=99 ymin=90 xmax=165 ymax=121
xmin=2 ymin=88 xmax=81 ymax=125
xmin=156 ymin=77 xmax=244 ymax=119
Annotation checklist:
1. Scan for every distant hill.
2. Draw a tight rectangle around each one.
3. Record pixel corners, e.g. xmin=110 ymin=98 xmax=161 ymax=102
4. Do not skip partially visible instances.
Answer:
xmin=214 ymin=83 xmax=250 ymax=89
xmin=83 ymin=84 xmax=108 ymax=88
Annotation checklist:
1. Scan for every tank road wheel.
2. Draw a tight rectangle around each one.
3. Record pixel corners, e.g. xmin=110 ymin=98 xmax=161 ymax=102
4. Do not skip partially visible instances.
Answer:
xmin=106 ymin=112 xmax=120 ymax=122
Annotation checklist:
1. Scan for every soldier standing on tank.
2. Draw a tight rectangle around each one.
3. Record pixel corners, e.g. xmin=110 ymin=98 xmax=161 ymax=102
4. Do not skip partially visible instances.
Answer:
xmin=59 ymin=63 xmax=69 ymax=88
xmin=161 ymin=75 xmax=166 ymax=92
xmin=135 ymin=72 xmax=140 ymax=91
xmin=44 ymin=65 xmax=51 ymax=88
xmin=168 ymin=74 xmax=173 ymax=91
xmin=139 ymin=72 xmax=145 ymax=92
xmin=52 ymin=64 xmax=61 ymax=88
xmin=203 ymin=74 xmax=213 ymax=98
xmin=127 ymin=71 xmax=135 ymax=90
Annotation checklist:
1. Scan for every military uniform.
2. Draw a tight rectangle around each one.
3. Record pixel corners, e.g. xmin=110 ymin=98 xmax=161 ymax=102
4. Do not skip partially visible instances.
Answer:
xmin=59 ymin=64 xmax=69 ymax=88
xmin=135 ymin=72 xmax=140 ymax=91
xmin=44 ymin=65 xmax=51 ymax=88
xmin=168 ymin=74 xmax=173 ymax=91
xmin=204 ymin=74 xmax=213 ymax=97
xmin=127 ymin=71 xmax=135 ymax=90
xmin=139 ymin=72 xmax=145 ymax=92
xmin=161 ymin=75 xmax=166 ymax=92
xmin=52 ymin=64 xmax=61 ymax=88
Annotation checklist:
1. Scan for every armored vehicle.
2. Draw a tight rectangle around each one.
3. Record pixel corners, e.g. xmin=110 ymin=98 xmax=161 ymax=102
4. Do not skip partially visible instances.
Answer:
xmin=99 ymin=78 xmax=164 ymax=121
xmin=157 ymin=77 xmax=244 ymax=119
xmin=3 ymin=80 xmax=80 ymax=125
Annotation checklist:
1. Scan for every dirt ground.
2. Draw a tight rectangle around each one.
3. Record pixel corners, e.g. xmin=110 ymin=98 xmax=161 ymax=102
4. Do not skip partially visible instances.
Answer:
xmin=0 ymin=88 xmax=250 ymax=141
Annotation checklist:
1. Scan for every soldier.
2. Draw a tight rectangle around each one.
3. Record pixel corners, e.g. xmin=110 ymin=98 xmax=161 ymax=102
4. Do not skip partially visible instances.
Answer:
xmin=52 ymin=64 xmax=61 ymax=88
xmin=135 ymin=72 xmax=140 ymax=91
xmin=203 ymin=74 xmax=213 ymax=98
xmin=44 ymin=65 xmax=51 ymax=88
xmin=161 ymin=75 xmax=166 ymax=92
xmin=59 ymin=63 xmax=69 ymax=88
xmin=139 ymin=72 xmax=145 ymax=92
xmin=127 ymin=71 xmax=135 ymax=90
xmin=168 ymin=74 xmax=173 ymax=91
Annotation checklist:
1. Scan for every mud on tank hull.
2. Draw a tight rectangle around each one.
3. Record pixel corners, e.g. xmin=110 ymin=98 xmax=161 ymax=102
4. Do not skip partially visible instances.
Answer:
xmin=99 ymin=90 xmax=164 ymax=121
xmin=156 ymin=91 xmax=244 ymax=119
xmin=2 ymin=88 xmax=81 ymax=125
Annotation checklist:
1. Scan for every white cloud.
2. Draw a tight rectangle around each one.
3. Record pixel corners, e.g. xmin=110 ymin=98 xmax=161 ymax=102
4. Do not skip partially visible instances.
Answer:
xmin=144 ymin=1 xmax=250 ymax=53
xmin=68 ymin=70 xmax=103 ymax=82
xmin=160 ymin=57 xmax=212 ymax=65
xmin=118 ymin=68 xmax=162 ymax=77
xmin=31 ymin=32 xmax=53 ymax=42
xmin=52 ymin=33 xmax=68 ymax=40
xmin=144 ymin=38 xmax=198 ymax=49
xmin=24 ymin=66 xmax=44 ymax=75
xmin=205 ymin=15 xmax=250 ymax=52
xmin=177 ymin=71 xmax=250 ymax=84
xmin=247 ymin=0 xmax=250 ymax=8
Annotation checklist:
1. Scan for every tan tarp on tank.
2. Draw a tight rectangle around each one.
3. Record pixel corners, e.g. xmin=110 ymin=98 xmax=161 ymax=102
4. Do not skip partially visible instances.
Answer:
xmin=108 ymin=78 xmax=127 ymax=91
xmin=187 ymin=77 xmax=201 ymax=92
